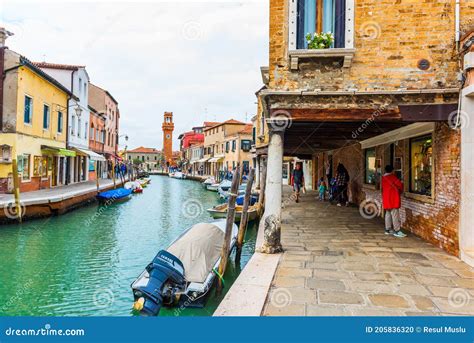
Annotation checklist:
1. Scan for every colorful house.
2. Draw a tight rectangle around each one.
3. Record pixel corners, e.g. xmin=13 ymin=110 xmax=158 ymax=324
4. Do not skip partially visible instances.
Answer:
xmin=0 ymin=44 xmax=75 ymax=192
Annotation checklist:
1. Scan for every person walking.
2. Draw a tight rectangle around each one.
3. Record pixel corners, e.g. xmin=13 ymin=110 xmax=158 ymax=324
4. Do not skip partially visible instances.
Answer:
xmin=382 ymin=165 xmax=407 ymax=237
xmin=291 ymin=163 xmax=304 ymax=203
xmin=335 ymin=163 xmax=349 ymax=206
xmin=318 ymin=177 xmax=327 ymax=201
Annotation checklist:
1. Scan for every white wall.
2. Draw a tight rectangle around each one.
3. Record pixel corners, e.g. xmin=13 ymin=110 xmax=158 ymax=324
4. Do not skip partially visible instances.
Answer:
xmin=38 ymin=67 xmax=90 ymax=149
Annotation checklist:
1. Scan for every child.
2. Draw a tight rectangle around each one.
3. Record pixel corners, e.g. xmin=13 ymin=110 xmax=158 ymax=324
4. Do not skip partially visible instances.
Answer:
xmin=318 ymin=178 xmax=327 ymax=201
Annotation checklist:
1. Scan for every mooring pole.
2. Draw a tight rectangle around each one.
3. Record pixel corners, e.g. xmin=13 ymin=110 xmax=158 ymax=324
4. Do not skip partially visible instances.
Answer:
xmin=112 ymin=160 xmax=116 ymax=189
xmin=95 ymin=161 xmax=100 ymax=194
xmin=236 ymin=168 xmax=255 ymax=261
xmin=11 ymin=159 xmax=22 ymax=223
xmin=216 ymin=164 xmax=240 ymax=294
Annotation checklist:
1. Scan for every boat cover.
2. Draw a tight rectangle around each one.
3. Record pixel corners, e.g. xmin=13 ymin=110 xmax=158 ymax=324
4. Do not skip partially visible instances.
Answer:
xmin=97 ymin=188 xmax=132 ymax=200
xmin=167 ymin=223 xmax=225 ymax=283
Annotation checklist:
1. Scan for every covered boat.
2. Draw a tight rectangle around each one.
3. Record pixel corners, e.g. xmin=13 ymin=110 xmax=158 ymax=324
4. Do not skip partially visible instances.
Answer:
xmin=207 ymin=203 xmax=259 ymax=222
xmin=124 ymin=181 xmax=143 ymax=193
xmin=131 ymin=220 xmax=238 ymax=316
xmin=96 ymin=188 xmax=132 ymax=203
xmin=202 ymin=177 xmax=216 ymax=188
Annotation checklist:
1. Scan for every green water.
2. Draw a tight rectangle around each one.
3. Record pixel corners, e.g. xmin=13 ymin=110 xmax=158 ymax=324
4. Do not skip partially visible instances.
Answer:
xmin=0 ymin=175 xmax=257 ymax=316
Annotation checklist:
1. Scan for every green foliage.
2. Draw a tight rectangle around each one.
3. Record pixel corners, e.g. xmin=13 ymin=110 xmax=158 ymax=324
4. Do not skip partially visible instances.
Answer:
xmin=305 ymin=32 xmax=334 ymax=49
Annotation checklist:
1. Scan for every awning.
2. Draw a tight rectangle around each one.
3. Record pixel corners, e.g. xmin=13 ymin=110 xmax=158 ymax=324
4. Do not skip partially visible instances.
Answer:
xmin=209 ymin=156 xmax=224 ymax=163
xmin=41 ymin=145 xmax=76 ymax=157
xmin=72 ymin=148 xmax=106 ymax=161
xmin=196 ymin=157 xmax=210 ymax=163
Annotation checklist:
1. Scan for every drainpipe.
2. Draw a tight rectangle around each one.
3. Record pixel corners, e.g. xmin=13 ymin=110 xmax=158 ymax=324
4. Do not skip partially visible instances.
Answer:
xmin=0 ymin=28 xmax=13 ymax=132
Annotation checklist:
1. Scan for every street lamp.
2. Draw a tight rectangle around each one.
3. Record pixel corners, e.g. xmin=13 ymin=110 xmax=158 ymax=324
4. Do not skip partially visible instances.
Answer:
xmin=75 ymin=106 xmax=83 ymax=117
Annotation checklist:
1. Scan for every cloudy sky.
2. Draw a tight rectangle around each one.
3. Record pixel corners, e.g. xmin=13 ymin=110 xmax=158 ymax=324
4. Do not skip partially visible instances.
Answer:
xmin=1 ymin=0 xmax=269 ymax=150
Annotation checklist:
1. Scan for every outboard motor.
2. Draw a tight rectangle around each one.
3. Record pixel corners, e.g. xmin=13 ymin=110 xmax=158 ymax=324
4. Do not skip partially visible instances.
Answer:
xmin=132 ymin=250 xmax=186 ymax=316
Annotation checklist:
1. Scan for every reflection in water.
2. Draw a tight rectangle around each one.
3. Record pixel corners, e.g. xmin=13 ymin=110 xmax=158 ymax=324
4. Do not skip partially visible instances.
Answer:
xmin=0 ymin=176 xmax=256 ymax=316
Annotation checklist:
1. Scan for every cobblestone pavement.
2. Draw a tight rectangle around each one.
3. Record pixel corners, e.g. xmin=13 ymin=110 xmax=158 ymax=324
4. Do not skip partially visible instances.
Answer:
xmin=263 ymin=187 xmax=474 ymax=316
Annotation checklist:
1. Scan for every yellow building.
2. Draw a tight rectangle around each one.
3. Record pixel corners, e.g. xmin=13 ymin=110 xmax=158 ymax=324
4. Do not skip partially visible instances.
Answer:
xmin=223 ymin=124 xmax=253 ymax=173
xmin=0 ymin=50 xmax=75 ymax=193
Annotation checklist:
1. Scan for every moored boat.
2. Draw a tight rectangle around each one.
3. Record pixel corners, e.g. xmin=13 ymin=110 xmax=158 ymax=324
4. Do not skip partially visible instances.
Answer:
xmin=206 ymin=183 xmax=219 ymax=192
xmin=202 ymin=177 xmax=216 ymax=188
xmin=125 ymin=181 xmax=143 ymax=193
xmin=131 ymin=220 xmax=238 ymax=316
xmin=207 ymin=203 xmax=259 ymax=222
xmin=96 ymin=188 xmax=132 ymax=203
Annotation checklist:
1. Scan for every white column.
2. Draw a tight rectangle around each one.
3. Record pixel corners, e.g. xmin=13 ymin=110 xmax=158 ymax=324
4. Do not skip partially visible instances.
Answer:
xmin=263 ymin=129 xmax=284 ymax=224
xmin=460 ymin=87 xmax=474 ymax=267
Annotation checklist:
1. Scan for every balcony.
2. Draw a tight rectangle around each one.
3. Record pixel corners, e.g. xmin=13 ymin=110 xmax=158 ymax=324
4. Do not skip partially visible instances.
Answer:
xmin=289 ymin=48 xmax=356 ymax=70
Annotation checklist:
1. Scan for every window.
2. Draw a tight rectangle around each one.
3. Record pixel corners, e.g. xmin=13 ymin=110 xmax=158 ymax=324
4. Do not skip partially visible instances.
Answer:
xmin=90 ymin=126 xmax=95 ymax=140
xmin=79 ymin=78 xmax=82 ymax=94
xmin=142 ymin=156 xmax=145 ymax=161
xmin=85 ymin=122 xmax=88 ymax=139
xmin=409 ymin=134 xmax=433 ymax=196
xmin=42 ymin=105 xmax=50 ymax=130
xmin=71 ymin=115 xmax=76 ymax=136
xmin=232 ymin=140 xmax=236 ymax=151
xmin=18 ymin=154 xmax=30 ymax=180
xmin=295 ymin=0 xmax=347 ymax=49
xmin=364 ymin=148 xmax=376 ymax=184
xmin=58 ymin=111 xmax=63 ymax=133
xmin=241 ymin=139 xmax=252 ymax=151
xmin=78 ymin=118 xmax=81 ymax=137
xmin=226 ymin=142 xmax=230 ymax=152
xmin=24 ymin=95 xmax=33 ymax=124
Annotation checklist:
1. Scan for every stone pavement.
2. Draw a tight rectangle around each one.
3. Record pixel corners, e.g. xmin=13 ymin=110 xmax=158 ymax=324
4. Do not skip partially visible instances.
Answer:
xmin=262 ymin=187 xmax=474 ymax=316
xmin=0 ymin=179 xmax=118 ymax=206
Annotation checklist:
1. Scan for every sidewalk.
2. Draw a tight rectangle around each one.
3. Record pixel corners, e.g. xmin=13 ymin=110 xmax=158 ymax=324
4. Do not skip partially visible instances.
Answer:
xmin=262 ymin=187 xmax=474 ymax=316
xmin=0 ymin=179 xmax=118 ymax=206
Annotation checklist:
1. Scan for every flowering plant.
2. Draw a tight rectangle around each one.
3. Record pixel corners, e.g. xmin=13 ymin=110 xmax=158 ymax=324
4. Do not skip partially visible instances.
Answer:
xmin=305 ymin=32 xmax=334 ymax=49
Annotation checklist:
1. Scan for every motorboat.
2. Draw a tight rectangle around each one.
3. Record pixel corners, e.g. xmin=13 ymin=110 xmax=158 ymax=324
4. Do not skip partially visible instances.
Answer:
xmin=170 ymin=171 xmax=186 ymax=179
xmin=217 ymin=179 xmax=232 ymax=193
xmin=96 ymin=188 xmax=132 ymax=203
xmin=202 ymin=177 xmax=216 ymax=188
xmin=125 ymin=181 xmax=143 ymax=193
xmin=207 ymin=203 xmax=259 ymax=222
xmin=131 ymin=220 xmax=238 ymax=316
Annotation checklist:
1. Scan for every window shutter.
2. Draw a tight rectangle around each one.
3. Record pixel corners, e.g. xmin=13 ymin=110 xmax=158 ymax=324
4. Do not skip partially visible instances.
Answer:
xmin=345 ymin=0 xmax=354 ymax=48
xmin=334 ymin=0 xmax=345 ymax=48
xmin=288 ymin=0 xmax=298 ymax=50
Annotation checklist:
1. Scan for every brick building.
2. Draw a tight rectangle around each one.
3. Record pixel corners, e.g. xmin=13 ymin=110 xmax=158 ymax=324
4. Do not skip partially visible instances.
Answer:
xmin=256 ymin=0 xmax=474 ymax=264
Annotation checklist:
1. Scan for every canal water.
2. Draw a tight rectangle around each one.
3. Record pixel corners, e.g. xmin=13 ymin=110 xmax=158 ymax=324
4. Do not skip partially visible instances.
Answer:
xmin=0 ymin=175 xmax=257 ymax=316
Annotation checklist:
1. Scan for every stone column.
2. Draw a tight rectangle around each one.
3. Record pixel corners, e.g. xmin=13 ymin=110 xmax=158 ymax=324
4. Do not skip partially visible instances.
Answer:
xmin=257 ymin=125 xmax=284 ymax=254
xmin=255 ymin=155 xmax=261 ymax=189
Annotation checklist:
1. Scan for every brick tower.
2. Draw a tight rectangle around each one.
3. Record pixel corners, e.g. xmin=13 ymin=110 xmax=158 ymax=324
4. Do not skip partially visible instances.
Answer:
xmin=162 ymin=112 xmax=174 ymax=167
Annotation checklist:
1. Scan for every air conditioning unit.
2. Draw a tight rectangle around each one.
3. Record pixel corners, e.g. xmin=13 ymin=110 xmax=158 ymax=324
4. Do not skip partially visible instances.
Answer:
xmin=464 ymin=52 xmax=474 ymax=71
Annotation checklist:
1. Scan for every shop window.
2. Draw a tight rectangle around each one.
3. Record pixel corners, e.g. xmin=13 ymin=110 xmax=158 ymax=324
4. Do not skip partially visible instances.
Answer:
xmin=18 ymin=154 xmax=31 ymax=180
xmin=409 ymin=134 xmax=433 ymax=196
xmin=364 ymin=147 xmax=376 ymax=184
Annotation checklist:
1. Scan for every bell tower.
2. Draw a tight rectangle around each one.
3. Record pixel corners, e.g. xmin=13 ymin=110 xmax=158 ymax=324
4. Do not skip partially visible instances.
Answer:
xmin=162 ymin=112 xmax=174 ymax=167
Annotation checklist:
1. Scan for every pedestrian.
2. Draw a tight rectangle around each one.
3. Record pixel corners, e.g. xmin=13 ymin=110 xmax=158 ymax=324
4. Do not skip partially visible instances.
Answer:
xmin=318 ymin=177 xmax=327 ymax=201
xmin=291 ymin=163 xmax=304 ymax=203
xmin=382 ymin=165 xmax=407 ymax=237
xmin=335 ymin=163 xmax=349 ymax=206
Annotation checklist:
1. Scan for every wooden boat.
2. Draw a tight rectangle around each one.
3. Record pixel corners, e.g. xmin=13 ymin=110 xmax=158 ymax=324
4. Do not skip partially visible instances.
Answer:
xmin=207 ymin=203 xmax=259 ymax=222
xmin=131 ymin=220 xmax=238 ymax=316
xmin=96 ymin=188 xmax=132 ymax=203
xmin=125 ymin=181 xmax=143 ymax=193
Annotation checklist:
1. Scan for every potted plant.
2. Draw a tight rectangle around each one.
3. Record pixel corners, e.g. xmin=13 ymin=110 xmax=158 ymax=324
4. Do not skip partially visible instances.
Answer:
xmin=305 ymin=32 xmax=334 ymax=49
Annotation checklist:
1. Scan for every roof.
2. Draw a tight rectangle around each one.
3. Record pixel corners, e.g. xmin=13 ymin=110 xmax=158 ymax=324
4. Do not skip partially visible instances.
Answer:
xmin=127 ymin=146 xmax=160 ymax=154
xmin=204 ymin=119 xmax=246 ymax=131
xmin=239 ymin=124 xmax=253 ymax=134
xmin=20 ymin=56 xmax=75 ymax=98
xmin=33 ymin=61 xmax=86 ymax=71
xmin=89 ymin=83 xmax=119 ymax=105
xmin=203 ymin=121 xmax=221 ymax=127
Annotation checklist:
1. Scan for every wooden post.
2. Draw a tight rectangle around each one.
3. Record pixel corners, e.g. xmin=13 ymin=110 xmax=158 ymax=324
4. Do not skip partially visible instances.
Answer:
xmin=112 ymin=160 xmax=116 ymax=189
xmin=95 ymin=161 xmax=100 ymax=193
xmin=216 ymin=164 xmax=240 ymax=294
xmin=236 ymin=168 xmax=255 ymax=260
xmin=11 ymin=159 xmax=22 ymax=223
xmin=257 ymin=158 xmax=267 ymax=217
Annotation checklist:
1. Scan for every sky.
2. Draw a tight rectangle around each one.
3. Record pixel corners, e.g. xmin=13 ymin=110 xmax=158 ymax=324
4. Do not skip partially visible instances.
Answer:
xmin=1 ymin=0 xmax=269 ymax=151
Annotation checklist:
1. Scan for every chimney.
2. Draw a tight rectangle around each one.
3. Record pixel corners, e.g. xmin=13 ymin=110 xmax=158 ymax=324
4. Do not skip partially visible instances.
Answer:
xmin=0 ymin=27 xmax=13 ymax=47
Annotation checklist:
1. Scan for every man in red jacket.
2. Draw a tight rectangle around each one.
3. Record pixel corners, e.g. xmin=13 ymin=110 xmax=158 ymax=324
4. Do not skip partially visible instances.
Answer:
xmin=382 ymin=165 xmax=407 ymax=238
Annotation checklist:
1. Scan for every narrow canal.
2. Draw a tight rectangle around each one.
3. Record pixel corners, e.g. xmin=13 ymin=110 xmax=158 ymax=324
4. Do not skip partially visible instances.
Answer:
xmin=0 ymin=175 xmax=257 ymax=316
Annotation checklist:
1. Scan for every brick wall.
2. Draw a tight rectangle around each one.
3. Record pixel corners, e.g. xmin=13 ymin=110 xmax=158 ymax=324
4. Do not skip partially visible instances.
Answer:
xmin=314 ymin=123 xmax=461 ymax=256
xmin=269 ymin=0 xmax=474 ymax=92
